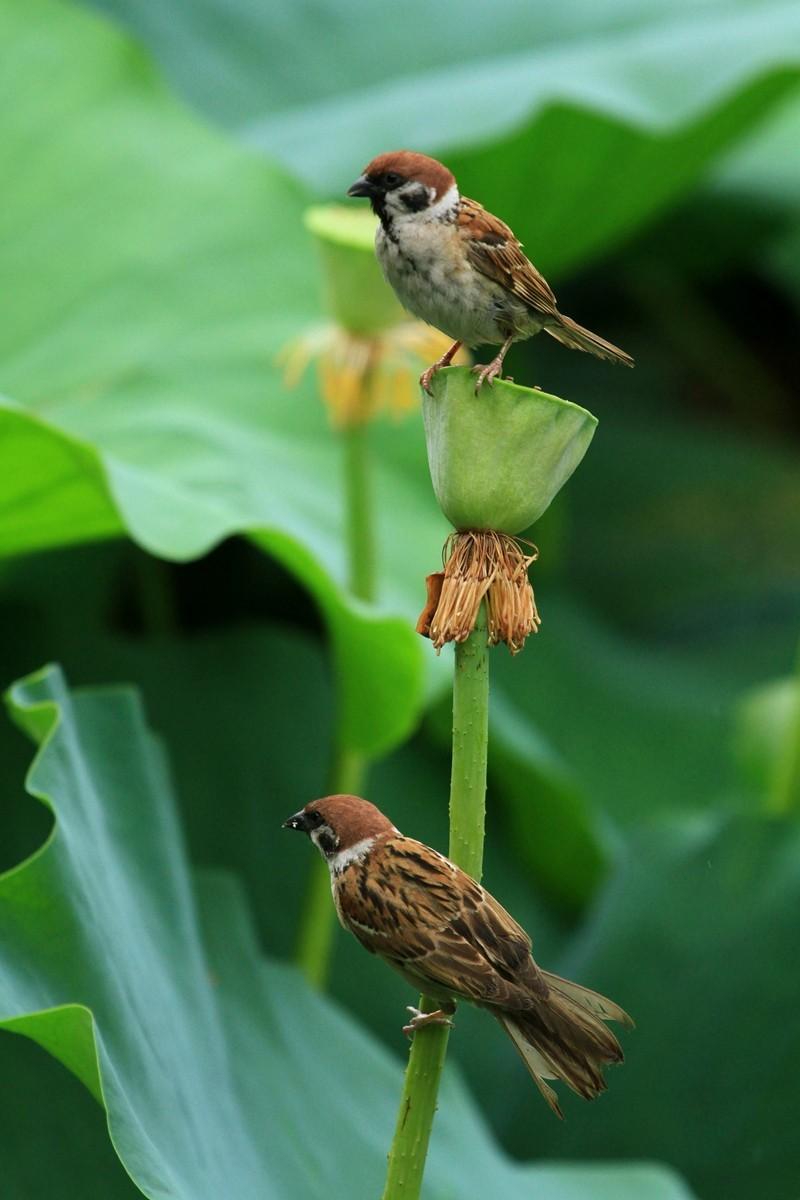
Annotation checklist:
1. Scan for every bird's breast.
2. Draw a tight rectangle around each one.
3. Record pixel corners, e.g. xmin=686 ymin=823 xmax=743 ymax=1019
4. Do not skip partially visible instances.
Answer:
xmin=376 ymin=220 xmax=511 ymax=346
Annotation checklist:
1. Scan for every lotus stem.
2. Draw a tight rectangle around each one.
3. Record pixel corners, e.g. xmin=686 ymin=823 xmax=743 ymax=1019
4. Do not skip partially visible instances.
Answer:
xmin=296 ymin=745 xmax=366 ymax=987
xmin=296 ymin=379 xmax=376 ymax=988
xmin=381 ymin=605 xmax=489 ymax=1200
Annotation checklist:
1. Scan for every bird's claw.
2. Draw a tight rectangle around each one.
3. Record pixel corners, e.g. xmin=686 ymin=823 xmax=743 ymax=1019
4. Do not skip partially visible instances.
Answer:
xmin=420 ymin=340 xmax=463 ymax=394
xmin=471 ymin=359 xmax=505 ymax=393
xmin=419 ymin=364 xmax=438 ymax=395
xmin=402 ymin=1006 xmax=455 ymax=1038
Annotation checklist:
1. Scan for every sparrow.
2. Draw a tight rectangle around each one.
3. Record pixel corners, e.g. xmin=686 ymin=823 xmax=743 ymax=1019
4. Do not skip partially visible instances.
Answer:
xmin=283 ymin=793 xmax=632 ymax=1118
xmin=347 ymin=151 xmax=634 ymax=393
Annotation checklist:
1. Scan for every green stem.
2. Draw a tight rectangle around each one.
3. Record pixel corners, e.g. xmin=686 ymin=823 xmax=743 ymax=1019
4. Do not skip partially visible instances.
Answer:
xmin=295 ymin=744 xmax=366 ymax=988
xmin=380 ymin=1001 xmax=452 ymax=1200
xmin=342 ymin=418 xmax=375 ymax=602
xmin=770 ymin=646 xmax=800 ymax=816
xmin=295 ymin=405 xmax=377 ymax=987
xmin=448 ymin=606 xmax=490 ymax=876
xmin=382 ymin=606 xmax=490 ymax=1200
xmin=771 ymin=718 xmax=800 ymax=815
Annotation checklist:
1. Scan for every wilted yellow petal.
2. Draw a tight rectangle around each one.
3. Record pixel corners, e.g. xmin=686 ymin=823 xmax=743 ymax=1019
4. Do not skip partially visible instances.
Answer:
xmin=278 ymin=320 xmax=470 ymax=428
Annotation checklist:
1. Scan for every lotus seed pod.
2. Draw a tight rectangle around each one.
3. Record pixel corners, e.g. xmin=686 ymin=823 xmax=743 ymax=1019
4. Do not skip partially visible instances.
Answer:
xmin=422 ymin=366 xmax=598 ymax=533
xmin=304 ymin=205 xmax=403 ymax=335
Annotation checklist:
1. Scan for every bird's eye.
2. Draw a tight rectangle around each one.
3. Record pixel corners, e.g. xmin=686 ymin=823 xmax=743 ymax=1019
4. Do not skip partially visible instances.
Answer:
xmin=305 ymin=810 xmax=322 ymax=828
xmin=384 ymin=172 xmax=403 ymax=188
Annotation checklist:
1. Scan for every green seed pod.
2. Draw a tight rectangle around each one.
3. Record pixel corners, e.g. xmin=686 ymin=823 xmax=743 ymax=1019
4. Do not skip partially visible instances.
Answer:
xmin=304 ymin=205 xmax=403 ymax=335
xmin=422 ymin=366 xmax=597 ymax=533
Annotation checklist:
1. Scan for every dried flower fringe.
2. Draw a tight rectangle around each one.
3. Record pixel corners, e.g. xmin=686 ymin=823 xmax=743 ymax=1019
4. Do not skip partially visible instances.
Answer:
xmin=417 ymin=530 xmax=541 ymax=654
xmin=279 ymin=321 xmax=467 ymax=428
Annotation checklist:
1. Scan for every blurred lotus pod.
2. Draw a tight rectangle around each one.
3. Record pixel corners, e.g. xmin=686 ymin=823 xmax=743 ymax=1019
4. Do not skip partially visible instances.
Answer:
xmin=284 ymin=205 xmax=467 ymax=426
xmin=423 ymin=367 xmax=598 ymax=533
xmin=304 ymin=204 xmax=403 ymax=335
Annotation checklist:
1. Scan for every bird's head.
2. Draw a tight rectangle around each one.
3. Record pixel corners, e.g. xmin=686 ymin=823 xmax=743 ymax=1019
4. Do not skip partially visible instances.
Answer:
xmin=347 ymin=151 xmax=458 ymax=223
xmin=282 ymin=793 xmax=397 ymax=863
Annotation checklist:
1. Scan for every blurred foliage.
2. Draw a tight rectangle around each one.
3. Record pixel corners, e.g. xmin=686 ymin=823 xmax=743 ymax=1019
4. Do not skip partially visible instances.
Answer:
xmin=0 ymin=667 xmax=692 ymax=1200
xmin=89 ymin=0 xmax=800 ymax=276
xmin=1 ymin=0 xmax=799 ymax=1198
xmin=523 ymin=814 xmax=800 ymax=1199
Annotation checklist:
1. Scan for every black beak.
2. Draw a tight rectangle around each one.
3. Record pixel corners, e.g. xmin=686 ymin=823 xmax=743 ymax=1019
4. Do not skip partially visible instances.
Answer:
xmin=282 ymin=811 xmax=309 ymax=832
xmin=347 ymin=174 xmax=375 ymax=198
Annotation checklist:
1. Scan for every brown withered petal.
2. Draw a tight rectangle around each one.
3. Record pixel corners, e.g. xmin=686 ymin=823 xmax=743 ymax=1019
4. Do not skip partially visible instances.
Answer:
xmin=418 ymin=530 xmax=541 ymax=654
xmin=415 ymin=572 xmax=445 ymax=638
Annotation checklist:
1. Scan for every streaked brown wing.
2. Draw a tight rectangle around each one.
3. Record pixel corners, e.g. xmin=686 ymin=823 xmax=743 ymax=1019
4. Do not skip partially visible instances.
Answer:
xmin=458 ymin=196 xmax=559 ymax=318
xmin=337 ymin=836 xmax=546 ymax=1008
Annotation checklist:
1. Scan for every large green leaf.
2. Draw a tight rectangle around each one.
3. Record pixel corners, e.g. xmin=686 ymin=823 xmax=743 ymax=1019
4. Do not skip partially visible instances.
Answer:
xmin=0 ymin=0 xmax=446 ymax=757
xmin=0 ymin=665 xmax=694 ymax=1199
xmin=491 ymin=596 xmax=740 ymax=826
xmin=0 ymin=547 xmax=791 ymax=1197
xmin=4 ymin=0 xmax=794 ymax=765
xmin=514 ymin=815 xmax=800 ymax=1200
xmin=712 ymin=88 xmax=800 ymax=220
xmin=566 ymin=419 xmax=800 ymax=648
xmin=89 ymin=0 xmax=800 ymax=274
xmin=424 ymin=592 xmax=750 ymax=913
xmin=0 ymin=547 xmax=576 ymax=1148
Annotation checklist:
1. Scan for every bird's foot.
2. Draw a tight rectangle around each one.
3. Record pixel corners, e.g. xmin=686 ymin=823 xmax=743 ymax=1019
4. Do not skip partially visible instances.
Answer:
xmin=420 ymin=341 xmax=462 ymax=395
xmin=419 ymin=363 xmax=441 ymax=395
xmin=402 ymin=1006 xmax=455 ymax=1038
xmin=471 ymin=355 xmax=506 ymax=393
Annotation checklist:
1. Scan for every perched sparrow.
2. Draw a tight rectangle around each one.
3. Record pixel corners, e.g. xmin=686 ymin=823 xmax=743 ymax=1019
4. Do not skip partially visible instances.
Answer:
xmin=347 ymin=151 xmax=634 ymax=393
xmin=284 ymin=793 xmax=632 ymax=1117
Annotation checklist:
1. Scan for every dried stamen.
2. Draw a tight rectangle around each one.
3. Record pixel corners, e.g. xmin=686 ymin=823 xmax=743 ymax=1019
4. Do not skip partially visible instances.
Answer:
xmin=419 ymin=530 xmax=541 ymax=654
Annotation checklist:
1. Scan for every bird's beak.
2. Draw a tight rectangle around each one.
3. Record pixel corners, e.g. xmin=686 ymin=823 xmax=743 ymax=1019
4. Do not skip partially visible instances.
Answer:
xmin=282 ymin=811 xmax=309 ymax=832
xmin=347 ymin=174 xmax=375 ymax=198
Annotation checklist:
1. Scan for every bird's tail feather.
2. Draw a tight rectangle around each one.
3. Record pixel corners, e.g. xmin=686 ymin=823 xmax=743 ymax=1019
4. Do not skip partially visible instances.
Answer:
xmin=542 ymin=971 xmax=635 ymax=1029
xmin=497 ymin=972 xmax=632 ymax=1119
xmin=545 ymin=315 xmax=634 ymax=367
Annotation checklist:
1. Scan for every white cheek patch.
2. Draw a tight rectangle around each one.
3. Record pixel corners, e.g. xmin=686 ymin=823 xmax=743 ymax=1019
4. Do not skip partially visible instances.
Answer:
xmin=425 ymin=184 xmax=459 ymax=220
xmin=329 ymin=836 xmax=376 ymax=874
xmin=388 ymin=183 xmax=459 ymax=223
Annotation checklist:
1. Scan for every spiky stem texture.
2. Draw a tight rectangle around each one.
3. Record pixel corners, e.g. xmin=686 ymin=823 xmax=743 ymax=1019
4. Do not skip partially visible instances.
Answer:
xmin=381 ymin=606 xmax=490 ymax=1200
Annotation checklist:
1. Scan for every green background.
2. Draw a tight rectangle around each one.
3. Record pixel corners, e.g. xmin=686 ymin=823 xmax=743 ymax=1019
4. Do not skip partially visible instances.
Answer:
xmin=1 ymin=0 xmax=798 ymax=1197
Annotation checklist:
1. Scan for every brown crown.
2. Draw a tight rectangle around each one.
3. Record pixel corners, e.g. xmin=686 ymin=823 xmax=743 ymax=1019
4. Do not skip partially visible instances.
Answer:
xmin=362 ymin=150 xmax=456 ymax=200
xmin=305 ymin=794 xmax=397 ymax=847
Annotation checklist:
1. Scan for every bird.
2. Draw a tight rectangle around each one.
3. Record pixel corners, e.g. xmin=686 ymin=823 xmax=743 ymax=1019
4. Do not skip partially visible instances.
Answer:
xmin=347 ymin=150 xmax=634 ymax=394
xmin=283 ymin=793 xmax=632 ymax=1118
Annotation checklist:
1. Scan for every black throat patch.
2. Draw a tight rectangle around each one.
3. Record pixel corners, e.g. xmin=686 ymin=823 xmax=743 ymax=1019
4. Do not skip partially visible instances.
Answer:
xmin=400 ymin=184 xmax=431 ymax=213
xmin=316 ymin=825 xmax=339 ymax=856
